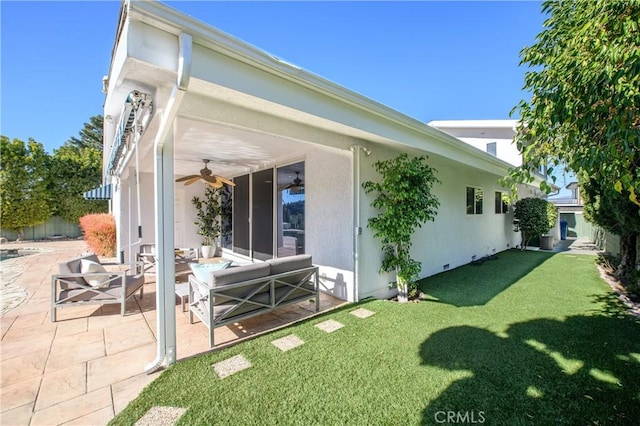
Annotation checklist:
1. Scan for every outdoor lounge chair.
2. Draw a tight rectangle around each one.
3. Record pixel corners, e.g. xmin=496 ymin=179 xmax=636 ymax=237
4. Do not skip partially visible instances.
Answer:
xmin=136 ymin=244 xmax=198 ymax=274
xmin=51 ymin=254 xmax=145 ymax=321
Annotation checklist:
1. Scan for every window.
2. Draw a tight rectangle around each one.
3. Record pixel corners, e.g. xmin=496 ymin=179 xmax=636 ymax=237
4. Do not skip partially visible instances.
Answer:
xmin=495 ymin=191 xmax=509 ymax=214
xmin=228 ymin=162 xmax=305 ymax=261
xmin=277 ymin=162 xmax=305 ymax=257
xmin=466 ymin=187 xmax=483 ymax=215
xmin=486 ymin=142 xmax=497 ymax=157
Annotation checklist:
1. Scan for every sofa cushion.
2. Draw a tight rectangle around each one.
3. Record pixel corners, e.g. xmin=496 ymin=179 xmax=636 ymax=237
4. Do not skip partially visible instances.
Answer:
xmin=58 ymin=254 xmax=101 ymax=288
xmin=209 ymin=262 xmax=270 ymax=287
xmin=267 ymin=255 xmax=312 ymax=275
xmin=189 ymin=261 xmax=233 ymax=283
xmin=80 ymin=259 xmax=111 ymax=288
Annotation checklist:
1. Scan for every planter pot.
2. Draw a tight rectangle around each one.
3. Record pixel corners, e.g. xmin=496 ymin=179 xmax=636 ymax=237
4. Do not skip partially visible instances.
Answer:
xmin=540 ymin=235 xmax=554 ymax=250
xmin=201 ymin=245 xmax=215 ymax=258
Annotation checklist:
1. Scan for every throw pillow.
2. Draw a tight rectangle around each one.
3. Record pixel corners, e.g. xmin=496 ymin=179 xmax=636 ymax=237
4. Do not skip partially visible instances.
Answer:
xmin=80 ymin=259 xmax=111 ymax=288
xmin=189 ymin=261 xmax=233 ymax=283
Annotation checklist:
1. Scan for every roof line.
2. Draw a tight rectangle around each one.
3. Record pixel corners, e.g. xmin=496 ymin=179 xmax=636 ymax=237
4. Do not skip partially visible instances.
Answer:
xmin=126 ymin=0 xmax=520 ymax=175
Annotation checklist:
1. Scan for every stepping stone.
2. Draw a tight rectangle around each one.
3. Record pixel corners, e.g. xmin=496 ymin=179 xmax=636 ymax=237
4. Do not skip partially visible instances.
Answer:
xmin=212 ymin=354 xmax=251 ymax=379
xmin=350 ymin=308 xmax=375 ymax=319
xmin=135 ymin=406 xmax=186 ymax=426
xmin=315 ymin=319 xmax=344 ymax=333
xmin=271 ymin=334 xmax=304 ymax=352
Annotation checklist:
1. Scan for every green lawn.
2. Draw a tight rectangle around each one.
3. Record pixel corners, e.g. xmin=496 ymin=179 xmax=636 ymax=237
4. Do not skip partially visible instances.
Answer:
xmin=111 ymin=250 xmax=640 ymax=425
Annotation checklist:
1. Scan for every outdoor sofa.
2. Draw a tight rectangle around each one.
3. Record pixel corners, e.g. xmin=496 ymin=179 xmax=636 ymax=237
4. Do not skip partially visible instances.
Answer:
xmin=188 ymin=254 xmax=319 ymax=347
xmin=51 ymin=254 xmax=145 ymax=321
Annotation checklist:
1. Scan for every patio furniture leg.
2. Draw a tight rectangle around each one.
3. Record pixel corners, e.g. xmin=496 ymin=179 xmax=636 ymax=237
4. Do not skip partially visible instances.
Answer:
xmin=315 ymin=272 xmax=320 ymax=312
xmin=50 ymin=276 xmax=57 ymax=322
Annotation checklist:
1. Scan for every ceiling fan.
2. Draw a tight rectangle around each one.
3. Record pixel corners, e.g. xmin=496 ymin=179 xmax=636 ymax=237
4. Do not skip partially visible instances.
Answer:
xmin=279 ymin=171 xmax=304 ymax=192
xmin=175 ymin=159 xmax=235 ymax=188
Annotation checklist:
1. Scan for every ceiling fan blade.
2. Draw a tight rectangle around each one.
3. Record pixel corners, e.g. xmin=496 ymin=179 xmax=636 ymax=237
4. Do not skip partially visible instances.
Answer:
xmin=176 ymin=175 xmax=198 ymax=182
xmin=216 ymin=176 xmax=236 ymax=187
xmin=183 ymin=176 xmax=201 ymax=186
xmin=207 ymin=180 xmax=223 ymax=188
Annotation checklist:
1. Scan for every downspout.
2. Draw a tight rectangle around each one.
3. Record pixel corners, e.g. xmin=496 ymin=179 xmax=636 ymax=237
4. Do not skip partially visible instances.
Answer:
xmin=145 ymin=32 xmax=192 ymax=374
xmin=350 ymin=145 xmax=371 ymax=302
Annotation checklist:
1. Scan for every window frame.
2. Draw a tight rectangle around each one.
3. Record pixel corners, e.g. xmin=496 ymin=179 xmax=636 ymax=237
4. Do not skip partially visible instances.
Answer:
xmin=494 ymin=191 xmax=509 ymax=214
xmin=466 ymin=186 xmax=484 ymax=215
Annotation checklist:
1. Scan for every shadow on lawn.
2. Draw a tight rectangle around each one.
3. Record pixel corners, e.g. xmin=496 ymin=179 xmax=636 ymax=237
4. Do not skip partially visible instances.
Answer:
xmin=420 ymin=314 xmax=640 ymax=425
xmin=418 ymin=249 xmax=554 ymax=307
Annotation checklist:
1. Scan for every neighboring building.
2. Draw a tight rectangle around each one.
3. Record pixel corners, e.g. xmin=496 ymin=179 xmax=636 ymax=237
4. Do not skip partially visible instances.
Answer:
xmin=100 ymin=0 xmax=544 ymax=369
xmin=428 ymin=120 xmax=522 ymax=167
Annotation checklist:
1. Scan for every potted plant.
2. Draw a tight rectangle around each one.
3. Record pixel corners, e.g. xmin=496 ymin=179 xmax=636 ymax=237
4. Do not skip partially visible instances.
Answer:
xmin=192 ymin=187 xmax=222 ymax=258
xmin=513 ymin=197 xmax=558 ymax=250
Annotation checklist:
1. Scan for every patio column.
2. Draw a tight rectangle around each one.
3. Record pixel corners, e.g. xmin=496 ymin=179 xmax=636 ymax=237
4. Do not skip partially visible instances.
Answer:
xmin=152 ymin=126 xmax=177 ymax=369
xmin=145 ymin=32 xmax=192 ymax=373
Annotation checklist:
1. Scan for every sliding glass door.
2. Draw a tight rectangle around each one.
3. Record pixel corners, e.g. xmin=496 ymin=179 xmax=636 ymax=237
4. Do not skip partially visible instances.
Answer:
xmin=277 ymin=162 xmax=305 ymax=257
xmin=252 ymin=169 xmax=274 ymax=261
xmin=232 ymin=174 xmax=250 ymax=257
xmin=229 ymin=161 xmax=305 ymax=260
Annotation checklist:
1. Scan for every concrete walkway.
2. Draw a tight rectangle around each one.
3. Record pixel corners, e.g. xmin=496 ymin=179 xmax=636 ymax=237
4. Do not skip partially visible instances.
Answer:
xmin=0 ymin=240 xmax=343 ymax=425
xmin=551 ymin=237 xmax=603 ymax=255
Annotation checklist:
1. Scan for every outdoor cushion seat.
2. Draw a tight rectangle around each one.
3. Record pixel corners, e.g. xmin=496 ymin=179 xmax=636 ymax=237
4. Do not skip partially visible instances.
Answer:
xmin=137 ymin=243 xmax=198 ymax=275
xmin=51 ymin=254 xmax=145 ymax=321
xmin=188 ymin=254 xmax=320 ymax=347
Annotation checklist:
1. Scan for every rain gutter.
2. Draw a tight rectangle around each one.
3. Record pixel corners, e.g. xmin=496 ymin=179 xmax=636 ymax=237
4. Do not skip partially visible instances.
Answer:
xmin=145 ymin=32 xmax=192 ymax=374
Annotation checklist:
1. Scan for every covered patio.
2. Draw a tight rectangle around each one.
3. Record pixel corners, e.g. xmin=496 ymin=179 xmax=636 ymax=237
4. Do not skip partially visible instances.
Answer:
xmin=0 ymin=240 xmax=343 ymax=424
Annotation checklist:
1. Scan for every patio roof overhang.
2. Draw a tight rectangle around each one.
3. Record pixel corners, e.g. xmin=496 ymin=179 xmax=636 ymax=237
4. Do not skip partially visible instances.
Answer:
xmin=102 ymin=0 xmax=519 ymax=184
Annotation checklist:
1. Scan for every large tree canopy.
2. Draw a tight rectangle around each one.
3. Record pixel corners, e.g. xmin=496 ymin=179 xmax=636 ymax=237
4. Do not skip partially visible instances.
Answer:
xmin=49 ymin=144 xmax=107 ymax=223
xmin=67 ymin=115 xmax=104 ymax=150
xmin=507 ymin=0 xmax=639 ymax=199
xmin=49 ymin=114 xmax=107 ymax=222
xmin=0 ymin=136 xmax=52 ymax=240
xmin=505 ymin=0 xmax=640 ymax=289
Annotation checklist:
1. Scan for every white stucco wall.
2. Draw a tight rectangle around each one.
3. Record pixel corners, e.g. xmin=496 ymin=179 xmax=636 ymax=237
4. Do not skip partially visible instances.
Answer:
xmin=357 ymin=146 xmax=520 ymax=300
xmin=305 ymin=145 xmax=354 ymax=301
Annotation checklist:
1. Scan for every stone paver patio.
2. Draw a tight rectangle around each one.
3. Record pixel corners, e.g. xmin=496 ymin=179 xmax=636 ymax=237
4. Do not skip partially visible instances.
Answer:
xmin=0 ymin=240 xmax=343 ymax=425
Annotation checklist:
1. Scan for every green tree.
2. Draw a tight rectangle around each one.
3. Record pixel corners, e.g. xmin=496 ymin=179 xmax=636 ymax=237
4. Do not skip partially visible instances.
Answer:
xmin=48 ymin=115 xmax=107 ymax=222
xmin=67 ymin=115 xmax=103 ymax=150
xmin=513 ymin=197 xmax=558 ymax=249
xmin=49 ymin=144 xmax=107 ymax=223
xmin=505 ymin=0 xmax=640 ymax=285
xmin=363 ymin=154 xmax=440 ymax=303
xmin=0 ymin=136 xmax=52 ymax=241
xmin=581 ymin=174 xmax=640 ymax=291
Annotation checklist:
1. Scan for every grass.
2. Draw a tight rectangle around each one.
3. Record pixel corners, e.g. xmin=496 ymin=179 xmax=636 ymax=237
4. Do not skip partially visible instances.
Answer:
xmin=110 ymin=250 xmax=640 ymax=425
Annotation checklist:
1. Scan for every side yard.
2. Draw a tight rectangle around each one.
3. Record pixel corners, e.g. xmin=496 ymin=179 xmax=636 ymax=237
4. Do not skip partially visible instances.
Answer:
xmin=111 ymin=250 xmax=640 ymax=425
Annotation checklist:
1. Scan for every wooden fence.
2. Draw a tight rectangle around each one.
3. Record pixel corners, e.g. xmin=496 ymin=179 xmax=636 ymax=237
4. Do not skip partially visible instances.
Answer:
xmin=0 ymin=216 xmax=82 ymax=241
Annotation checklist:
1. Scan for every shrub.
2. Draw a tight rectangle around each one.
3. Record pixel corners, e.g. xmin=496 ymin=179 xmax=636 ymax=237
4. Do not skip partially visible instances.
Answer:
xmin=513 ymin=198 xmax=558 ymax=249
xmin=362 ymin=153 xmax=440 ymax=302
xmin=79 ymin=213 xmax=116 ymax=256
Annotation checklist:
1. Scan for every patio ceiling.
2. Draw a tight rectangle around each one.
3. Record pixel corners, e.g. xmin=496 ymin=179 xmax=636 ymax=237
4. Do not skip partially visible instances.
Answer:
xmin=171 ymin=116 xmax=309 ymax=180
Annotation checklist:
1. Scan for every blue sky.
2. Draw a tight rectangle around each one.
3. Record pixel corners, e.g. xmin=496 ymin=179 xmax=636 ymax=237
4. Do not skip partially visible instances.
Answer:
xmin=1 ymin=1 xmax=545 ymax=154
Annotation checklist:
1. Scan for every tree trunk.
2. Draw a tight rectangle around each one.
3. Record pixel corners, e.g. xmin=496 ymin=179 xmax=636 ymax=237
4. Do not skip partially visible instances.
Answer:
xmin=16 ymin=229 xmax=24 ymax=242
xmin=616 ymin=232 xmax=638 ymax=292
xmin=397 ymin=275 xmax=408 ymax=303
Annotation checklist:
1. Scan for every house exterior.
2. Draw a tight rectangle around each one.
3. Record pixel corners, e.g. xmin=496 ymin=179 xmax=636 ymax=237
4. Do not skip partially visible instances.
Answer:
xmin=429 ymin=119 xmax=561 ymax=241
xmin=428 ymin=120 xmax=522 ymax=167
xmin=102 ymin=0 xmax=541 ymax=369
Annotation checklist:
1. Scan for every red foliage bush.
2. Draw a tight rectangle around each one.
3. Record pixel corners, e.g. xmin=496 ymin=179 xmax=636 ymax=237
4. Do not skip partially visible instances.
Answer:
xmin=79 ymin=213 xmax=116 ymax=257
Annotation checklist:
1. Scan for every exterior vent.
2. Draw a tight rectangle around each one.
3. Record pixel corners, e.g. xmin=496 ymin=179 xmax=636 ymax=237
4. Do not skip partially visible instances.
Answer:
xmin=443 ymin=264 xmax=450 ymax=271
xmin=471 ymin=255 xmax=477 ymax=261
